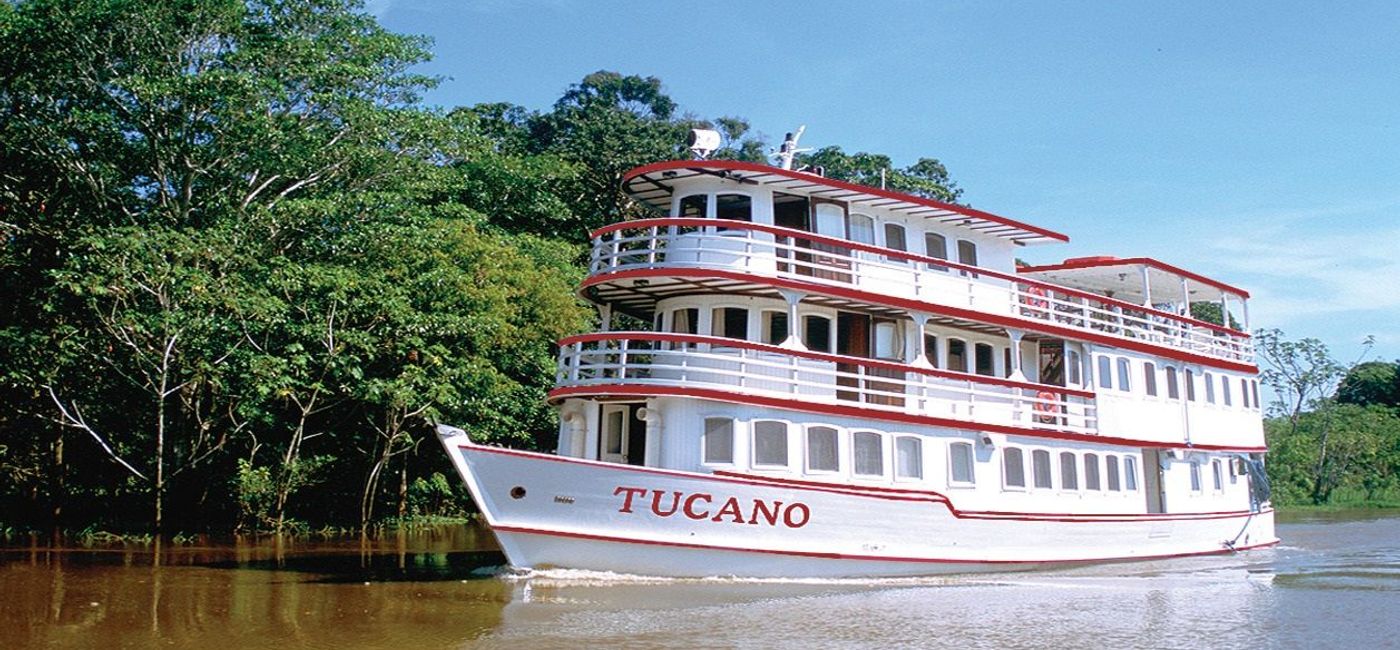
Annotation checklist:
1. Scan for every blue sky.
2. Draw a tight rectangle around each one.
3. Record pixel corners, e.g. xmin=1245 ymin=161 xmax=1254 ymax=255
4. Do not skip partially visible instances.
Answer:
xmin=373 ymin=0 xmax=1400 ymax=365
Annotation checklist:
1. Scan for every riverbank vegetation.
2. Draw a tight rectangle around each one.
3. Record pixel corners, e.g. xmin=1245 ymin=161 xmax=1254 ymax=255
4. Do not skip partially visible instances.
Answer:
xmin=1 ymin=1 xmax=1393 ymax=539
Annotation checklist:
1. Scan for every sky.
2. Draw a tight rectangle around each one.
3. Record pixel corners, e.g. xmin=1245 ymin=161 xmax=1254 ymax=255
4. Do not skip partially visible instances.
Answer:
xmin=372 ymin=0 xmax=1400 ymax=365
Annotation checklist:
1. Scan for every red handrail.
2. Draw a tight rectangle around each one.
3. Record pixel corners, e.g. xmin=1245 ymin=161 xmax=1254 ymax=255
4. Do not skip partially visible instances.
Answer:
xmin=590 ymin=217 xmax=1250 ymax=339
xmin=559 ymin=330 xmax=1097 ymax=399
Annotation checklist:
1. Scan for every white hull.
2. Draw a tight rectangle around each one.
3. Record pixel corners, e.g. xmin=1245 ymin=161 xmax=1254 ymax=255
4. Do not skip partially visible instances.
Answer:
xmin=439 ymin=426 xmax=1277 ymax=579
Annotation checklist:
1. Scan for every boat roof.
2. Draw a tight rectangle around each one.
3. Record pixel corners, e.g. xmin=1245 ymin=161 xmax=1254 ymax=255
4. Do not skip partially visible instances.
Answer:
xmin=1018 ymin=256 xmax=1250 ymax=302
xmin=621 ymin=160 xmax=1069 ymax=246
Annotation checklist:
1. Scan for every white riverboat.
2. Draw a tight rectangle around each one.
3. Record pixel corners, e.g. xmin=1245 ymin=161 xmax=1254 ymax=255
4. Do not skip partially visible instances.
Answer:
xmin=439 ymin=130 xmax=1277 ymax=578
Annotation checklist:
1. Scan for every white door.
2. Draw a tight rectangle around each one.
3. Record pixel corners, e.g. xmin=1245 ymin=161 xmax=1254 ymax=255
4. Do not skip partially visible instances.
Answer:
xmin=599 ymin=405 xmax=629 ymax=463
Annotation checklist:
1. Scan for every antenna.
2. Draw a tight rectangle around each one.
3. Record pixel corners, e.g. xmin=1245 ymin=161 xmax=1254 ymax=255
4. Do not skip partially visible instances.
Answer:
xmin=770 ymin=125 xmax=811 ymax=170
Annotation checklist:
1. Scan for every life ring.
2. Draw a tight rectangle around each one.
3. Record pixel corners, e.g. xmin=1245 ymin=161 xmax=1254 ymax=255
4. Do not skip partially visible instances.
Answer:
xmin=1022 ymin=285 xmax=1050 ymax=311
xmin=1034 ymin=390 xmax=1059 ymax=423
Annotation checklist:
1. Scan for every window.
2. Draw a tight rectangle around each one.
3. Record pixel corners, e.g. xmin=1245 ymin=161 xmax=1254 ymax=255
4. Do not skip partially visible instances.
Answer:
xmin=925 ymin=232 xmax=948 ymax=271
xmin=715 ymin=193 xmax=751 ymax=222
xmin=604 ymin=409 xmax=625 ymax=456
xmin=874 ymin=320 xmax=904 ymax=360
xmin=896 ymin=437 xmax=923 ymax=479
xmin=1124 ymin=456 xmax=1139 ymax=491
xmin=1116 ymin=358 xmax=1132 ymax=392
xmin=1166 ymin=366 xmax=1180 ymax=399
xmin=924 ymin=334 xmax=939 ymax=367
xmin=804 ymin=315 xmax=831 ymax=353
xmin=671 ymin=308 xmax=698 ymax=334
xmin=1004 ymin=348 xmax=1013 ymax=378
xmin=847 ymin=213 xmax=876 ymax=245
xmin=1106 ymin=454 xmax=1121 ymax=491
xmin=1003 ymin=447 xmax=1026 ymax=488
xmin=1251 ymin=381 xmax=1261 ymax=409
xmin=807 ymin=426 xmax=839 ymax=472
xmin=1185 ymin=369 xmax=1197 ymax=402
xmin=974 ymin=343 xmax=996 ymax=376
xmin=1032 ymin=450 xmax=1053 ymax=489
xmin=1190 ymin=461 xmax=1202 ymax=492
xmin=883 ymin=223 xmax=908 ymax=261
xmin=1067 ymin=349 xmax=1083 ymax=386
xmin=1241 ymin=378 xmax=1251 ymax=408
xmin=853 ymin=432 xmax=884 ymax=476
xmin=949 ymin=442 xmax=975 ymax=485
xmin=1221 ymin=375 xmax=1232 ymax=406
xmin=947 ymin=339 xmax=968 ymax=372
xmin=956 ymin=240 xmax=978 ymax=277
xmin=678 ymin=193 xmax=707 ymax=218
xmin=712 ymin=307 xmax=748 ymax=340
xmin=753 ymin=421 xmax=788 ymax=467
xmin=1098 ymin=356 xmax=1112 ymax=389
xmin=1060 ymin=452 xmax=1079 ymax=490
xmin=1142 ymin=362 xmax=1157 ymax=396
xmin=703 ymin=418 xmax=733 ymax=464
xmin=1205 ymin=372 xmax=1216 ymax=403
xmin=761 ymin=311 xmax=788 ymax=345
xmin=1084 ymin=453 xmax=1101 ymax=490
xmin=1211 ymin=458 xmax=1224 ymax=491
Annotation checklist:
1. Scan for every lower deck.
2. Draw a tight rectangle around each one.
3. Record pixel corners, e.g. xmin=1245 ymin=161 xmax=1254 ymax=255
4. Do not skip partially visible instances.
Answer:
xmin=556 ymin=395 xmax=1268 ymax=517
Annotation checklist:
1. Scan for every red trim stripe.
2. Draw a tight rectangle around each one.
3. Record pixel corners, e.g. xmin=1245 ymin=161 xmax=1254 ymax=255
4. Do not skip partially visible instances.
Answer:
xmin=583 ymin=267 xmax=1259 ymax=374
xmin=492 ymin=523 xmax=1279 ymax=566
xmin=546 ymin=384 xmax=1269 ymax=453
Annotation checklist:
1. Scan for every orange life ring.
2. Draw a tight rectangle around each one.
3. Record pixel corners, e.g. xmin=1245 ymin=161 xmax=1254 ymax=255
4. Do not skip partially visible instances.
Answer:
xmin=1034 ymin=390 xmax=1058 ymax=414
xmin=1023 ymin=285 xmax=1050 ymax=310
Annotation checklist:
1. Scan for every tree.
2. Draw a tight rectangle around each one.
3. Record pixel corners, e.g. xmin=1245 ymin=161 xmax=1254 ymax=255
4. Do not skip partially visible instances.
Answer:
xmin=796 ymin=146 xmax=963 ymax=203
xmin=1336 ymin=361 xmax=1400 ymax=408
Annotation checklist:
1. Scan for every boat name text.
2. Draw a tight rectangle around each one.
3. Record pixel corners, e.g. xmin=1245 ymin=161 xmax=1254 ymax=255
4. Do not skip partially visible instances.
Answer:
xmin=613 ymin=486 xmax=810 ymax=528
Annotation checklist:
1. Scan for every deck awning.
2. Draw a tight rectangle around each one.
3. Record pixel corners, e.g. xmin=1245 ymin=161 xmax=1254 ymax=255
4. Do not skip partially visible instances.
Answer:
xmin=621 ymin=160 xmax=1069 ymax=246
xmin=1018 ymin=256 xmax=1250 ymax=304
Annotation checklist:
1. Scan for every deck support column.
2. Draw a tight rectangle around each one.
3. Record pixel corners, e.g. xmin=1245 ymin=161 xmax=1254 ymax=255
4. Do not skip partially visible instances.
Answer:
xmin=1140 ymin=265 xmax=1153 ymax=307
xmin=908 ymin=312 xmax=933 ymax=369
xmin=599 ymin=304 xmax=613 ymax=333
xmin=778 ymin=289 xmax=806 ymax=349
xmin=1006 ymin=328 xmax=1026 ymax=381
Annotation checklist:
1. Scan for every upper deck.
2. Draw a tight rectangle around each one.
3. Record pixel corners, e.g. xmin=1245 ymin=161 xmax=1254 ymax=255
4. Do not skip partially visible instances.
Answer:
xmin=589 ymin=161 xmax=1255 ymax=371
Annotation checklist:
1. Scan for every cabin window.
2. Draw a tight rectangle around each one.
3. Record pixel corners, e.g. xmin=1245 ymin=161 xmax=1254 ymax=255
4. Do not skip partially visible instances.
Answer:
xmin=1205 ymin=372 xmax=1216 ymax=403
xmin=1106 ymin=455 xmax=1121 ymax=491
xmin=924 ymin=334 xmax=939 ymax=367
xmin=1067 ymin=349 xmax=1082 ymax=386
xmin=711 ymin=307 xmax=748 ymax=340
xmin=883 ymin=222 xmax=908 ymax=262
xmin=1251 ymin=381 xmax=1261 ymax=409
xmin=956 ymin=240 xmax=978 ymax=277
xmin=1190 ymin=461 xmax=1203 ymax=492
xmin=1003 ymin=348 xmax=1013 ymax=379
xmin=752 ymin=420 xmax=789 ymax=467
xmin=1241 ymin=378 xmax=1251 ymax=408
xmin=1003 ymin=447 xmax=1026 ymax=488
xmin=806 ymin=426 xmax=839 ymax=472
xmin=947 ymin=339 xmax=968 ymax=372
xmin=804 ymin=315 xmax=832 ymax=353
xmin=1098 ymin=356 xmax=1112 ymax=389
xmin=1185 ymin=369 xmax=1197 ymax=401
xmin=678 ymin=193 xmax=708 ymax=218
xmin=874 ymin=320 xmax=904 ymax=360
xmin=604 ymin=409 xmax=625 ymax=456
xmin=1032 ymin=450 xmax=1053 ymax=489
xmin=1124 ymin=456 xmax=1139 ymax=491
xmin=702 ymin=417 xmax=733 ymax=464
xmin=1059 ymin=452 xmax=1079 ymax=490
xmin=853 ymin=432 xmax=884 ymax=476
xmin=1212 ymin=459 xmax=1224 ymax=491
xmin=715 ymin=193 xmax=752 ymax=222
xmin=925 ymin=232 xmax=949 ymax=271
xmin=1143 ymin=362 xmax=1158 ymax=396
xmin=896 ymin=437 xmax=923 ymax=479
xmin=974 ymin=343 xmax=996 ymax=377
xmin=1084 ymin=453 xmax=1101 ymax=490
xmin=1165 ymin=366 xmax=1180 ymax=399
xmin=1221 ymin=375 xmax=1232 ymax=406
xmin=1116 ymin=358 xmax=1132 ymax=392
xmin=761 ymin=311 xmax=788 ymax=345
xmin=847 ymin=213 xmax=876 ymax=246
xmin=949 ymin=442 xmax=975 ymax=485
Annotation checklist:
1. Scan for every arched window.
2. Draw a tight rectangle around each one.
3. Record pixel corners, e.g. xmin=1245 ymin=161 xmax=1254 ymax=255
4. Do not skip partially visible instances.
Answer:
xmin=1205 ymin=372 xmax=1216 ymax=403
xmin=752 ymin=421 xmax=789 ymax=467
xmin=1165 ymin=366 xmax=1180 ymax=399
xmin=703 ymin=418 xmax=733 ymax=464
xmin=1190 ymin=461 xmax=1203 ymax=491
xmin=957 ymin=240 xmax=979 ymax=278
xmin=882 ymin=222 xmax=908 ymax=262
xmin=711 ymin=307 xmax=748 ymax=340
xmin=949 ymin=442 xmax=975 ymax=485
xmin=974 ymin=343 xmax=996 ymax=376
xmin=803 ymin=315 xmax=831 ymax=352
xmin=896 ymin=437 xmax=923 ymax=479
xmin=1124 ymin=456 xmax=1139 ymax=491
xmin=1221 ymin=375 xmax=1233 ymax=406
xmin=1212 ymin=458 xmax=1224 ymax=491
xmin=1098 ymin=356 xmax=1112 ymax=389
xmin=947 ymin=339 xmax=968 ymax=372
xmin=1059 ymin=452 xmax=1079 ymax=490
xmin=1003 ymin=447 xmax=1026 ymax=488
xmin=678 ymin=193 xmax=707 ymax=218
xmin=1084 ymin=453 xmax=1101 ymax=490
xmin=925 ymin=232 xmax=949 ymax=271
xmin=1143 ymin=362 xmax=1158 ymax=396
xmin=1106 ymin=455 xmax=1121 ymax=491
xmin=1185 ymin=369 xmax=1197 ymax=401
xmin=847 ymin=213 xmax=876 ymax=245
xmin=761 ymin=310 xmax=788 ymax=345
xmin=1116 ymin=358 xmax=1132 ymax=391
xmin=806 ymin=426 xmax=839 ymax=472
xmin=1032 ymin=450 xmax=1053 ymax=489
xmin=853 ymin=432 xmax=884 ymax=476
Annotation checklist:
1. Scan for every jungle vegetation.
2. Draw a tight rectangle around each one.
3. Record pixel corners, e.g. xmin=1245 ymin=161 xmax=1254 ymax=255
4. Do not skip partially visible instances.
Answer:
xmin=0 ymin=0 xmax=1392 ymax=539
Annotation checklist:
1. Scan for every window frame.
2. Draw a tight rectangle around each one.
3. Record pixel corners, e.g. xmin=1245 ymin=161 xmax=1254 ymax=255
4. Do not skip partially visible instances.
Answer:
xmin=852 ymin=430 xmax=886 ymax=478
xmin=948 ymin=441 xmax=976 ymax=487
xmin=1002 ymin=446 xmax=1027 ymax=489
xmin=751 ymin=420 xmax=790 ymax=468
xmin=895 ymin=436 xmax=924 ymax=481
xmin=702 ymin=417 xmax=734 ymax=465
xmin=805 ymin=425 xmax=840 ymax=474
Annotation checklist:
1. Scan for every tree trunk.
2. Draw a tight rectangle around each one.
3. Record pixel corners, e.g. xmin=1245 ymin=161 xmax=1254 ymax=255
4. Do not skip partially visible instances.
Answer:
xmin=49 ymin=424 xmax=65 ymax=544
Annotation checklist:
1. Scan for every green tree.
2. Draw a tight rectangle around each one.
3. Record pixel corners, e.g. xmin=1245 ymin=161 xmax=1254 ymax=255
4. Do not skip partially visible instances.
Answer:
xmin=797 ymin=146 xmax=963 ymax=203
xmin=1336 ymin=360 xmax=1400 ymax=408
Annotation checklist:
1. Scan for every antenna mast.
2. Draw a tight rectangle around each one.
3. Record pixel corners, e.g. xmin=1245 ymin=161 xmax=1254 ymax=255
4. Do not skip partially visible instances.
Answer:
xmin=772 ymin=125 xmax=810 ymax=170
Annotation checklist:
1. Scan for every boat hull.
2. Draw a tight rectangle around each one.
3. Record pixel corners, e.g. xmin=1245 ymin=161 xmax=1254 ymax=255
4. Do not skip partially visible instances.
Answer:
xmin=438 ymin=426 xmax=1276 ymax=579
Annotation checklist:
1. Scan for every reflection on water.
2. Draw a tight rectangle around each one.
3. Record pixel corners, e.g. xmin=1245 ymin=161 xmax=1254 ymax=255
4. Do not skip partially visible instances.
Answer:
xmin=2 ymin=512 xmax=1398 ymax=649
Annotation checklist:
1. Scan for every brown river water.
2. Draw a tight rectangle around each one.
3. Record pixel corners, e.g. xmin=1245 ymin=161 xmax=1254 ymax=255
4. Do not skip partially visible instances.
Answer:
xmin=2 ymin=511 xmax=1396 ymax=649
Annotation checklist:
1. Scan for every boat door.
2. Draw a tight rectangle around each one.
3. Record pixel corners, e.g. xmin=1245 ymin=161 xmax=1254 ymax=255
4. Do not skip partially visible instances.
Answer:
xmin=1143 ymin=449 xmax=1167 ymax=513
xmin=599 ymin=403 xmax=647 ymax=465
xmin=810 ymin=201 xmax=851 ymax=282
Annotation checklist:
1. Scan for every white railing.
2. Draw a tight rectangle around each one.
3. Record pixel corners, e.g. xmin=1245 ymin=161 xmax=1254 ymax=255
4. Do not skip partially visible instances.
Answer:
xmin=555 ymin=332 xmax=1099 ymax=436
xmin=588 ymin=218 xmax=1253 ymax=364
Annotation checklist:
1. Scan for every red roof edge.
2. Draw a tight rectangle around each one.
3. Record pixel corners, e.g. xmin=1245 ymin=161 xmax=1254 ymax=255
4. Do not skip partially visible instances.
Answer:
xmin=622 ymin=160 xmax=1070 ymax=244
